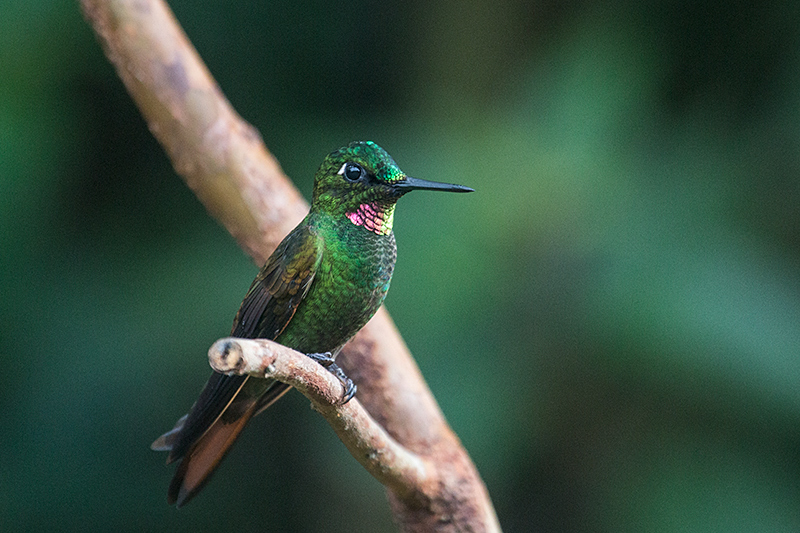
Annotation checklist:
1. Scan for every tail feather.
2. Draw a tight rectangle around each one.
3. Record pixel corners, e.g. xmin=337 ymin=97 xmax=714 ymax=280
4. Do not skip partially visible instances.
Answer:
xmin=254 ymin=382 xmax=293 ymax=416
xmin=150 ymin=414 xmax=188 ymax=457
xmin=167 ymin=397 xmax=260 ymax=507
xmin=154 ymin=374 xmax=291 ymax=506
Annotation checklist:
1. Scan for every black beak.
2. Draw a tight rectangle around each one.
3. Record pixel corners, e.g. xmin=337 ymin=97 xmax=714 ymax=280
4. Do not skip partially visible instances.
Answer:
xmin=393 ymin=176 xmax=474 ymax=194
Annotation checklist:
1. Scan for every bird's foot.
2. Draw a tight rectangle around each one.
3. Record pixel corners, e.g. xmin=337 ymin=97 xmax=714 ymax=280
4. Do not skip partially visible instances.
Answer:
xmin=306 ymin=352 xmax=357 ymax=404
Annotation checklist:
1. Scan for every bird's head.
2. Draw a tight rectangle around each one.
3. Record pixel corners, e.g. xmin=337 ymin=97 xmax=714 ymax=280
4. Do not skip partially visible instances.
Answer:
xmin=311 ymin=141 xmax=472 ymax=235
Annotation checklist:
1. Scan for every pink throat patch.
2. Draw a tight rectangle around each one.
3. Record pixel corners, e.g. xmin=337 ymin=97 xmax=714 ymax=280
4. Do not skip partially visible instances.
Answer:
xmin=346 ymin=202 xmax=394 ymax=235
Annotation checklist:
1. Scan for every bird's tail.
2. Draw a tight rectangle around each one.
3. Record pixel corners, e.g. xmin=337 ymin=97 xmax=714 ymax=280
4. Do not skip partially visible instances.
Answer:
xmin=152 ymin=373 xmax=292 ymax=507
xmin=166 ymin=398 xmax=259 ymax=507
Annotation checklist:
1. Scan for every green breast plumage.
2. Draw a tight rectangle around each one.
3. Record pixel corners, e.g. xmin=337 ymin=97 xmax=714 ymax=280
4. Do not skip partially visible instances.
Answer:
xmin=274 ymin=212 xmax=397 ymax=354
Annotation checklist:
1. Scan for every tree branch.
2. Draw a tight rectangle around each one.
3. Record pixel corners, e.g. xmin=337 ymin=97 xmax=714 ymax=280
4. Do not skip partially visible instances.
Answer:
xmin=81 ymin=0 xmax=500 ymax=531
xmin=208 ymin=337 xmax=431 ymax=502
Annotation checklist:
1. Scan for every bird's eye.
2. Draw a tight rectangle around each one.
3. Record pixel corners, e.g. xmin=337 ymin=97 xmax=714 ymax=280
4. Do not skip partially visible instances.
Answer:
xmin=344 ymin=163 xmax=364 ymax=182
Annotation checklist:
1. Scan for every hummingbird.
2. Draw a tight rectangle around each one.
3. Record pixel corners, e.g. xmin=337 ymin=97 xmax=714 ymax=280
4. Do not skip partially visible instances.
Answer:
xmin=151 ymin=141 xmax=473 ymax=506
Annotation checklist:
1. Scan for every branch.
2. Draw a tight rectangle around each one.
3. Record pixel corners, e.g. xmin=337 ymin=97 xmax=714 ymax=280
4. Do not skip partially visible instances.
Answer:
xmin=80 ymin=0 xmax=307 ymax=264
xmin=81 ymin=0 xmax=500 ymax=531
xmin=208 ymin=337 xmax=430 ymax=501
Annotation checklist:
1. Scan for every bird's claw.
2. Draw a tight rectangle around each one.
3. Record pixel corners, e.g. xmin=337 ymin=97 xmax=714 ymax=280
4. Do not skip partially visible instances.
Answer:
xmin=306 ymin=352 xmax=357 ymax=404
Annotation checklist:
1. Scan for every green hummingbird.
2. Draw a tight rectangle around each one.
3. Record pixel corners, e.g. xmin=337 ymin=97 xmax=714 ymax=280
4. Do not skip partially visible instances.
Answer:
xmin=152 ymin=141 xmax=473 ymax=506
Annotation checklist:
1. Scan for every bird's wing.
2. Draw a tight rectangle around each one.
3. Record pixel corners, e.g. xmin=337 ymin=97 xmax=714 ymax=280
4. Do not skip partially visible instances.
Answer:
xmin=152 ymin=224 xmax=323 ymax=506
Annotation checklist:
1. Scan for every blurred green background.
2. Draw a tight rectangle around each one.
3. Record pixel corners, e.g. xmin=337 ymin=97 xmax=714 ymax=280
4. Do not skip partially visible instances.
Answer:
xmin=3 ymin=0 xmax=800 ymax=531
